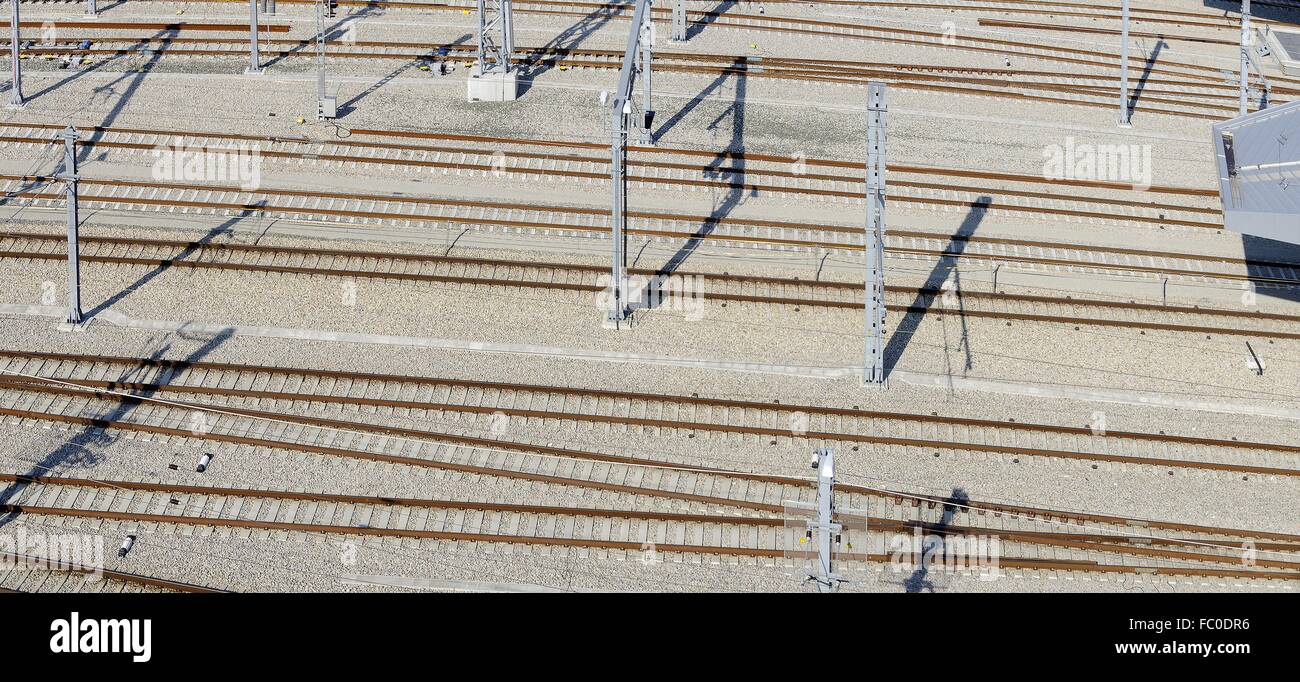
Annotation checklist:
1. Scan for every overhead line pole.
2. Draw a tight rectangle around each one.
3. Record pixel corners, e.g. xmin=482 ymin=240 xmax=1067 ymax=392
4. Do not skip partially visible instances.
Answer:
xmin=1118 ymin=0 xmax=1131 ymax=127
xmin=808 ymin=448 xmax=842 ymax=593
xmin=609 ymin=110 xmax=629 ymax=325
xmin=469 ymin=0 xmax=518 ymax=101
xmin=638 ymin=3 xmax=654 ymax=145
xmin=864 ymin=83 xmax=887 ymax=386
xmin=247 ymin=0 xmax=263 ymax=74
xmin=605 ymin=0 xmax=653 ymax=327
xmin=316 ymin=0 xmax=335 ymax=119
xmin=1240 ymin=0 xmax=1252 ymax=117
xmin=475 ymin=0 xmax=515 ymax=73
xmin=9 ymin=0 xmax=23 ymax=108
xmin=61 ymin=127 xmax=82 ymax=325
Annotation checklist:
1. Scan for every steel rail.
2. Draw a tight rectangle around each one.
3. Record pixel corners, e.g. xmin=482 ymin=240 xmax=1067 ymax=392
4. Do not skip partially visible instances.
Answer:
xmin=6 ymin=474 xmax=1297 ymax=571
xmin=3 ymin=120 xmax=1220 ymax=197
xmin=17 ymin=37 xmax=1256 ymax=110
xmin=0 ymin=550 xmax=228 ymax=592
xmin=3 ymin=350 xmax=1291 ymax=457
xmin=0 ymin=125 xmax=1224 ymax=218
xmin=14 ymin=20 xmax=290 ymax=32
xmin=2 ymin=376 xmax=1293 ymax=480
xmin=0 ymin=176 xmax=1228 ymax=266
xmin=1 ymin=233 xmax=1296 ymax=339
xmin=72 ymin=0 xmax=1288 ymax=88
xmin=0 ymin=363 xmax=1295 ymax=544
xmin=18 ymin=501 xmax=1291 ymax=579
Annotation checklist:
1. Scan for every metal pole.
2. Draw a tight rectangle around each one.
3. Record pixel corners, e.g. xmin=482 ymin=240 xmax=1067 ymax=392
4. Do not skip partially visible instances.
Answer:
xmin=1241 ymin=0 xmax=1252 ymax=117
xmin=315 ymin=0 xmax=334 ymax=119
xmin=87 ymin=0 xmax=97 ymax=16
xmin=864 ymin=83 xmax=887 ymax=386
xmin=318 ymin=0 xmax=326 ymax=105
xmin=811 ymin=448 xmax=841 ymax=593
xmin=502 ymin=0 xmax=514 ymax=62
xmin=605 ymin=0 xmax=652 ymax=326
xmin=247 ymin=0 xmax=263 ymax=74
xmin=477 ymin=0 xmax=488 ymax=67
xmin=672 ymin=0 xmax=687 ymax=42
xmin=470 ymin=0 xmax=518 ymax=100
xmin=476 ymin=0 xmax=514 ymax=75
xmin=1246 ymin=48 xmax=1270 ymax=110
xmin=8 ymin=0 xmax=22 ymax=108
xmin=638 ymin=5 xmax=654 ymax=145
xmin=1118 ymin=0 xmax=1131 ymax=127
xmin=609 ymin=104 xmax=629 ymax=325
xmin=61 ymin=127 xmax=82 ymax=324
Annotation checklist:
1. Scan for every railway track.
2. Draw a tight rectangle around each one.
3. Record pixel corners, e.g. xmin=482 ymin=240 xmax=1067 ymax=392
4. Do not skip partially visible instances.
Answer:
xmin=13 ymin=19 xmax=291 ymax=32
xmin=13 ymin=32 xmax=1258 ymax=116
xmin=633 ymin=0 xmax=1300 ymax=90
xmin=0 ymin=121 xmax=1222 ymax=230
xmin=509 ymin=0 xmax=1300 ymax=92
xmin=5 ymin=1 xmax=1293 ymax=593
xmin=0 ymin=357 xmax=1289 ymax=552
xmin=2 ymin=351 xmax=1297 ymax=480
xmin=26 ymin=0 xmax=1289 ymax=92
xmin=0 ymin=549 xmax=227 ymax=592
xmin=0 ymin=164 xmax=1271 ymax=294
xmin=2 ymin=473 xmax=1297 ymax=580
xmin=0 ymin=364 xmax=1297 ymax=583
xmin=816 ymin=1 xmax=1284 ymax=32
xmin=975 ymin=18 xmax=1241 ymax=47
xmin=4 ymin=230 xmax=1299 ymax=340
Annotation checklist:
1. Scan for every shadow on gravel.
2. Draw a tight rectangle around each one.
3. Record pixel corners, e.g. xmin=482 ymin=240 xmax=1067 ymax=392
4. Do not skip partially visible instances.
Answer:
xmin=28 ymin=26 xmax=177 ymax=160
xmin=338 ymin=33 xmax=472 ymax=118
xmin=688 ymin=0 xmax=738 ymax=41
xmin=1202 ymin=1 xmax=1300 ymax=24
xmin=518 ymin=4 xmax=617 ymax=94
xmin=636 ymin=70 xmax=750 ymax=313
xmin=652 ymin=53 xmax=747 ymax=140
xmin=883 ymin=197 xmax=990 ymax=382
xmin=899 ymin=488 xmax=970 ymax=594
xmin=1127 ymin=39 xmax=1164 ymax=118
xmin=1242 ymin=234 xmax=1300 ymax=305
xmin=0 ymin=327 xmax=233 ymax=532
xmin=82 ymin=212 xmax=250 ymax=320
xmin=264 ymin=2 xmax=389 ymax=70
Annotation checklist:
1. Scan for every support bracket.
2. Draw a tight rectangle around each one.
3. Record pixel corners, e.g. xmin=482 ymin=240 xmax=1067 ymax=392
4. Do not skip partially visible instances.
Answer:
xmin=672 ymin=0 xmax=687 ymax=42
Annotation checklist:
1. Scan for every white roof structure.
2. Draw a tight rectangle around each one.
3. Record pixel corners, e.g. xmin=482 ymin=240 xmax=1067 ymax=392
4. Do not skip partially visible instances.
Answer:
xmin=1213 ymin=99 xmax=1300 ymax=245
